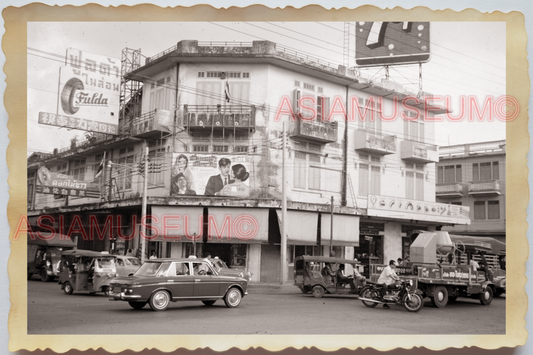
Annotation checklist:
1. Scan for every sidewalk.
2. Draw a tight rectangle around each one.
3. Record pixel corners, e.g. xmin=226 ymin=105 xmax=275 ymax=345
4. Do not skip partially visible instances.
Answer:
xmin=247 ymin=281 xmax=296 ymax=293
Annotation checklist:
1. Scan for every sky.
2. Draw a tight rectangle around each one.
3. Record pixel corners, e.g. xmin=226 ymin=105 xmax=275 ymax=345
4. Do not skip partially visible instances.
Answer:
xmin=27 ymin=21 xmax=507 ymax=155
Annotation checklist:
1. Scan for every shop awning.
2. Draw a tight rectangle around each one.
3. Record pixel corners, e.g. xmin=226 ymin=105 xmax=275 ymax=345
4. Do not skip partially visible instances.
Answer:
xmin=151 ymin=206 xmax=204 ymax=242
xmin=321 ymin=214 xmax=360 ymax=247
xmin=276 ymin=210 xmax=318 ymax=245
xmin=207 ymin=207 xmax=268 ymax=244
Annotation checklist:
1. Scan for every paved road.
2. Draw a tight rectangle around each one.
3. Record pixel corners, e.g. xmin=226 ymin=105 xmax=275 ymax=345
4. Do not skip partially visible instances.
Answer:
xmin=27 ymin=278 xmax=505 ymax=335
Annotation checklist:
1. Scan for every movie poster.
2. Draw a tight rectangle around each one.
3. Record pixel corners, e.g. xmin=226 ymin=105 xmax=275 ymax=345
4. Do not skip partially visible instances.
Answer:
xmin=170 ymin=153 xmax=252 ymax=197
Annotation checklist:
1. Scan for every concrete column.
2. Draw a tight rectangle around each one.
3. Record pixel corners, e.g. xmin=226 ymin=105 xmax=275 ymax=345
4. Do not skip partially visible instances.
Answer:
xmin=345 ymin=246 xmax=355 ymax=260
xmin=383 ymin=222 xmax=402 ymax=264
xmin=248 ymin=244 xmax=261 ymax=282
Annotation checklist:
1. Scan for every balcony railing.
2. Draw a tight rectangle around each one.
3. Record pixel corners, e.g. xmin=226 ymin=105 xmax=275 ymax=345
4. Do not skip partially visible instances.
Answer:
xmin=353 ymin=130 xmax=396 ymax=155
xmin=182 ymin=105 xmax=256 ymax=130
xmin=468 ymin=180 xmax=501 ymax=195
xmin=401 ymin=140 xmax=439 ymax=163
xmin=436 ymin=183 xmax=464 ymax=197
xmin=131 ymin=109 xmax=173 ymax=138
xmin=289 ymin=119 xmax=338 ymax=144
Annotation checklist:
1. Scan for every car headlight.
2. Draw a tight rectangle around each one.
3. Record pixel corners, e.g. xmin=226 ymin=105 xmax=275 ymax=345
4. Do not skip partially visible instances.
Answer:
xmin=239 ymin=272 xmax=244 ymax=278
xmin=46 ymin=261 xmax=51 ymax=267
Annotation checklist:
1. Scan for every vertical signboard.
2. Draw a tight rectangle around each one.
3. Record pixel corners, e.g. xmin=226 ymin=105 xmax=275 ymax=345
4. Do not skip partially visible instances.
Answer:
xmin=355 ymin=22 xmax=431 ymax=66
xmin=38 ymin=48 xmax=120 ymax=134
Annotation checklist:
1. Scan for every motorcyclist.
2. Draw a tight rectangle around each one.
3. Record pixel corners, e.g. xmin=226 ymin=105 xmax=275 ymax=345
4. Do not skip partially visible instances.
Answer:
xmin=377 ymin=259 xmax=401 ymax=308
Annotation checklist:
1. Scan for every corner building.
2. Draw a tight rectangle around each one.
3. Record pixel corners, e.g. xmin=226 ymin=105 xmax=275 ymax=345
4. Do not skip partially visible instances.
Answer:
xmin=28 ymin=40 xmax=470 ymax=282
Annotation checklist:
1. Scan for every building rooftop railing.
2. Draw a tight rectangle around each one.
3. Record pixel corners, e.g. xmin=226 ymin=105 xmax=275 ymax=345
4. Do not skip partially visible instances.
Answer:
xmin=439 ymin=140 xmax=506 ymax=158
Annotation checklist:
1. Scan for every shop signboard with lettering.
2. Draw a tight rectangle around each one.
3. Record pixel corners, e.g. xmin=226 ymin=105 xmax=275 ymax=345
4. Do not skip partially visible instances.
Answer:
xmin=38 ymin=48 xmax=120 ymax=134
xmin=35 ymin=166 xmax=101 ymax=198
xmin=366 ymin=195 xmax=471 ymax=225
xmin=355 ymin=22 xmax=431 ymax=67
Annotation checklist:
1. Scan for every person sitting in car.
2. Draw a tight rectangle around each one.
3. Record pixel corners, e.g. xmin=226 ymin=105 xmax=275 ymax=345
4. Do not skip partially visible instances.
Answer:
xmin=321 ymin=262 xmax=335 ymax=285
xmin=336 ymin=264 xmax=357 ymax=294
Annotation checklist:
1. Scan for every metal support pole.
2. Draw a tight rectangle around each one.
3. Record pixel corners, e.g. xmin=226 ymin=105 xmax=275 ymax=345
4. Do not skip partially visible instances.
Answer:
xmin=281 ymin=123 xmax=287 ymax=285
xmin=140 ymin=145 xmax=149 ymax=263
xmin=330 ymin=196 xmax=334 ymax=256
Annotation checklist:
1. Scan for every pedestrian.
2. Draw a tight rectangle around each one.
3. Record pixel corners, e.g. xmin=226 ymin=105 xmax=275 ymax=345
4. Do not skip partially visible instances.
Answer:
xmin=149 ymin=252 xmax=157 ymax=260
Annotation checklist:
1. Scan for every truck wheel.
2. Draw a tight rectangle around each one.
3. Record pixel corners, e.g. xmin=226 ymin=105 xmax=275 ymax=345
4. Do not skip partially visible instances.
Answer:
xmin=63 ymin=282 xmax=73 ymax=295
xmin=480 ymin=287 xmax=493 ymax=305
xmin=403 ymin=293 xmax=424 ymax=312
xmin=312 ymin=285 xmax=325 ymax=298
xmin=431 ymin=286 xmax=448 ymax=308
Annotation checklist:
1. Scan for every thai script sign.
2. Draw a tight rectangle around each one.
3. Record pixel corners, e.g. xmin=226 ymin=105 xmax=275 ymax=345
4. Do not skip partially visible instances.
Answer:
xmin=367 ymin=194 xmax=471 ymax=225
xmin=36 ymin=166 xmax=100 ymax=198
xmin=355 ymin=22 xmax=431 ymax=67
xmin=39 ymin=48 xmax=120 ymax=134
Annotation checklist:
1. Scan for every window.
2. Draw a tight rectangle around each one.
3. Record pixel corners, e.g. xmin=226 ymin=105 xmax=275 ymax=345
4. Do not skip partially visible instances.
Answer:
xmin=193 ymin=145 xmax=208 ymax=152
xmin=358 ymin=155 xmax=381 ymax=196
xmin=213 ymin=145 xmax=229 ymax=153
xmin=474 ymin=200 xmax=500 ymax=220
xmin=196 ymin=80 xmax=250 ymax=105
xmin=403 ymin=111 xmax=425 ymax=142
xmin=437 ymin=165 xmax=462 ymax=183
xmin=472 ymin=162 xmax=499 ymax=181
xmin=71 ymin=159 xmax=86 ymax=181
xmin=149 ymin=76 xmax=172 ymax=112
xmin=405 ymin=167 xmax=424 ymax=200
xmin=116 ymin=146 xmax=135 ymax=191
xmin=358 ymin=98 xmax=382 ymax=133
xmin=293 ymin=152 xmax=322 ymax=190
xmin=148 ymin=148 xmax=165 ymax=187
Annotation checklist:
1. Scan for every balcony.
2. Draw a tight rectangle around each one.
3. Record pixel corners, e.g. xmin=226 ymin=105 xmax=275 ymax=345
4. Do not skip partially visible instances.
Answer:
xmin=353 ymin=130 xmax=396 ymax=155
xmin=289 ymin=119 xmax=338 ymax=144
xmin=182 ymin=105 xmax=256 ymax=132
xmin=131 ymin=109 xmax=173 ymax=138
xmin=468 ymin=180 xmax=501 ymax=196
xmin=401 ymin=141 xmax=439 ymax=163
xmin=436 ymin=183 xmax=464 ymax=198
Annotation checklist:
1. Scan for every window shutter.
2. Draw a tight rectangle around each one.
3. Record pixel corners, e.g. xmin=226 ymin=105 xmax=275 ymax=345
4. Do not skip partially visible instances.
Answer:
xmin=293 ymin=88 xmax=301 ymax=115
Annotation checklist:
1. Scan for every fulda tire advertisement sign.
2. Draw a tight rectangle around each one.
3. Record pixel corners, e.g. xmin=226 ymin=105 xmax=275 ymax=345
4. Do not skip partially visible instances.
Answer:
xmin=355 ymin=22 xmax=431 ymax=67
xmin=38 ymin=48 xmax=120 ymax=135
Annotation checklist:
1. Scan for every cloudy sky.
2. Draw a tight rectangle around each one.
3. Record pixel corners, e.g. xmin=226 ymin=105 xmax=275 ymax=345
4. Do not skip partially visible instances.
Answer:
xmin=27 ymin=21 xmax=506 ymax=155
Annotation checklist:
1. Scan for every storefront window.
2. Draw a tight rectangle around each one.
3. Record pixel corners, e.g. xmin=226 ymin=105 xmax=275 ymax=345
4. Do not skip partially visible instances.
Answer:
xmin=354 ymin=235 xmax=382 ymax=264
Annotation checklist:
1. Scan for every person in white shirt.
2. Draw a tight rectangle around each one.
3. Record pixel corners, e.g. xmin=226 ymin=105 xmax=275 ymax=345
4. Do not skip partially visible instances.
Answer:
xmin=470 ymin=258 xmax=480 ymax=271
xmin=377 ymin=260 xmax=401 ymax=308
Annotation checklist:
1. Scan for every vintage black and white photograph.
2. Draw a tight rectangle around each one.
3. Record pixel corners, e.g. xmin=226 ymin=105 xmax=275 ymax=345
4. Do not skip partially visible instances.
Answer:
xmin=6 ymin=5 xmax=529 ymax=353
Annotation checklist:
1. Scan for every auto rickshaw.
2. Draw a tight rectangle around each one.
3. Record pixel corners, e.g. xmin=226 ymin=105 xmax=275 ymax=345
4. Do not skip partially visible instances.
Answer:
xmin=58 ymin=249 xmax=118 ymax=295
xmin=294 ymin=256 xmax=366 ymax=298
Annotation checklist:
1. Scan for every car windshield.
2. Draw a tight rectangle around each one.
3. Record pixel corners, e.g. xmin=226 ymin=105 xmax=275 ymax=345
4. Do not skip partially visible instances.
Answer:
xmin=96 ymin=257 xmax=115 ymax=269
xmin=127 ymin=258 xmax=141 ymax=266
xmin=134 ymin=261 xmax=165 ymax=276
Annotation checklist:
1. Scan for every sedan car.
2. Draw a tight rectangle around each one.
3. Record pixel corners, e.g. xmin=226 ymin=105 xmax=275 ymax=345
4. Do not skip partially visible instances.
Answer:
xmin=115 ymin=255 xmax=142 ymax=277
xmin=109 ymin=257 xmax=248 ymax=311
xmin=209 ymin=257 xmax=252 ymax=282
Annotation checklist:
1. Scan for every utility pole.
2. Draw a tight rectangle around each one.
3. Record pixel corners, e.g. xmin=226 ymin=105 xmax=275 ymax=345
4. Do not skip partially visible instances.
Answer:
xmin=330 ymin=196 xmax=334 ymax=256
xmin=140 ymin=145 xmax=149 ymax=263
xmin=281 ymin=123 xmax=287 ymax=285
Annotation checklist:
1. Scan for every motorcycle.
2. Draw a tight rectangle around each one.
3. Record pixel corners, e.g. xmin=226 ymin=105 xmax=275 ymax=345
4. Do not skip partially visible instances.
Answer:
xmin=359 ymin=279 xmax=424 ymax=312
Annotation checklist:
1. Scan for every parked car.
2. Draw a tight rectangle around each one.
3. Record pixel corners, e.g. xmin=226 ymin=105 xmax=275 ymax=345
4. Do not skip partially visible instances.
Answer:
xmin=27 ymin=232 xmax=77 ymax=282
xmin=209 ymin=257 xmax=252 ymax=282
xmin=109 ymin=257 xmax=248 ymax=311
xmin=115 ymin=255 xmax=142 ymax=277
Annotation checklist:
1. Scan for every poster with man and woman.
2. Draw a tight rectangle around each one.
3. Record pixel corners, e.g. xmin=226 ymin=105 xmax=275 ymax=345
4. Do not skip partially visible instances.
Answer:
xmin=171 ymin=153 xmax=252 ymax=198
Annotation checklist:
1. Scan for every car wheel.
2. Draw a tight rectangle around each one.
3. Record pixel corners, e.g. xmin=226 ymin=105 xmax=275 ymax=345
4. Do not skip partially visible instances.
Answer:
xmin=224 ymin=287 xmax=242 ymax=308
xmin=128 ymin=301 xmax=147 ymax=310
xmin=63 ymin=282 xmax=73 ymax=295
xmin=403 ymin=293 xmax=424 ymax=312
xmin=149 ymin=290 xmax=170 ymax=311
xmin=312 ymin=285 xmax=325 ymax=299
xmin=480 ymin=287 xmax=493 ymax=305
xmin=202 ymin=300 xmax=216 ymax=307
xmin=360 ymin=288 xmax=379 ymax=308
xmin=431 ymin=285 xmax=448 ymax=308
xmin=41 ymin=269 xmax=52 ymax=282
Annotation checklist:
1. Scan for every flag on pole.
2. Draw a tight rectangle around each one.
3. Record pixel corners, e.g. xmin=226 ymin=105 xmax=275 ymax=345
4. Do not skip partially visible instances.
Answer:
xmin=224 ymin=80 xmax=231 ymax=103
xmin=95 ymin=151 xmax=106 ymax=179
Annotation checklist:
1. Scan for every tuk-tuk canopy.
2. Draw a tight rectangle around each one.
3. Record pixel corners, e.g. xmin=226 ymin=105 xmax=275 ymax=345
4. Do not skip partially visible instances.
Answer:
xmin=61 ymin=249 xmax=113 ymax=258
xmin=295 ymin=255 xmax=361 ymax=265
xmin=27 ymin=232 xmax=77 ymax=248
xmin=450 ymin=235 xmax=506 ymax=255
